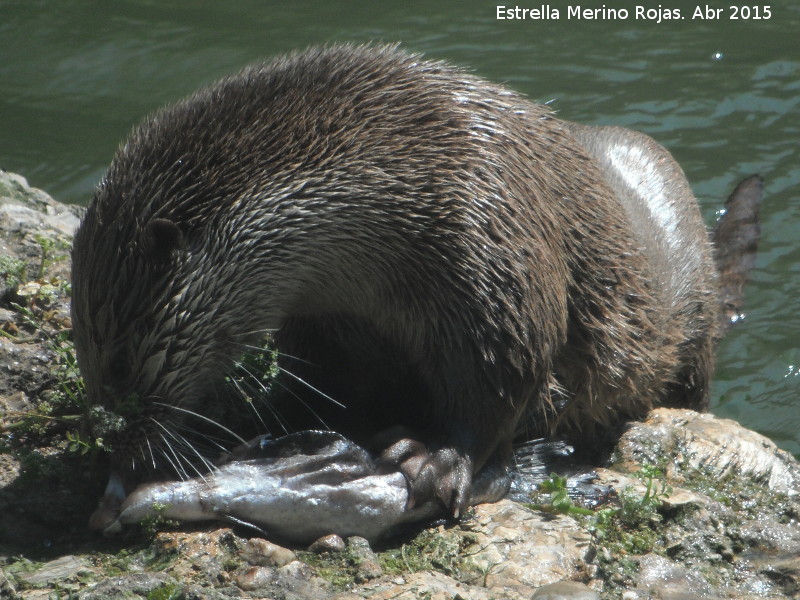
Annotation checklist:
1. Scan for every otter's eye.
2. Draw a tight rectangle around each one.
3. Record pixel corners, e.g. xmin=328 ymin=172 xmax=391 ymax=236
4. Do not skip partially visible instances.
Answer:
xmin=107 ymin=348 xmax=132 ymax=383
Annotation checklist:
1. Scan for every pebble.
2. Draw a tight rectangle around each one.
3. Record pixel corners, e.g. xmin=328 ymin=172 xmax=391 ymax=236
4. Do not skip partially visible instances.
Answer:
xmin=308 ymin=533 xmax=346 ymax=553
xmin=239 ymin=537 xmax=297 ymax=567
xmin=346 ymin=536 xmax=383 ymax=582
xmin=236 ymin=566 xmax=273 ymax=591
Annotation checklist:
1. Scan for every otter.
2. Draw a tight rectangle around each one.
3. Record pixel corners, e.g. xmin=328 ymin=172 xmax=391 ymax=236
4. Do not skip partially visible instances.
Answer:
xmin=72 ymin=43 xmax=730 ymax=519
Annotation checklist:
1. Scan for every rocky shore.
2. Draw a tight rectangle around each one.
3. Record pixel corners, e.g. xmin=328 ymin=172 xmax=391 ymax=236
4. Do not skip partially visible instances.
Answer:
xmin=1 ymin=169 xmax=798 ymax=599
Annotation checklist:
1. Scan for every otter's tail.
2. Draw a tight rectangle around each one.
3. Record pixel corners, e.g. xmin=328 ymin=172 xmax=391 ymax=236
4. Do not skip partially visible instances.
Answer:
xmin=712 ymin=175 xmax=763 ymax=336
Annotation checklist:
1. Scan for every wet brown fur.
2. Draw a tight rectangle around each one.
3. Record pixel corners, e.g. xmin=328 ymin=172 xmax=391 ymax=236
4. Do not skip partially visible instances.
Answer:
xmin=72 ymin=44 xmax=721 ymax=510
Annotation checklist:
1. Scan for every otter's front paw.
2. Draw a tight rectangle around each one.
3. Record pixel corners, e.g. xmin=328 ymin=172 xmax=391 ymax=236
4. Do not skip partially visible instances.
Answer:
xmin=377 ymin=437 xmax=473 ymax=518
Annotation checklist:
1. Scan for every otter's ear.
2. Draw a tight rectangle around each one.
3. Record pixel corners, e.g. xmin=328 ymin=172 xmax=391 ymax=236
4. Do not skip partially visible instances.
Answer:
xmin=143 ymin=218 xmax=184 ymax=264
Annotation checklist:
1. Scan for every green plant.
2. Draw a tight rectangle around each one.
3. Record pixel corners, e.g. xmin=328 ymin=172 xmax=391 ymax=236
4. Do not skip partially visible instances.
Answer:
xmin=50 ymin=330 xmax=86 ymax=408
xmin=588 ymin=464 xmax=672 ymax=557
xmin=9 ymin=300 xmax=40 ymax=330
xmin=379 ymin=528 xmax=476 ymax=578
xmin=525 ymin=473 xmax=595 ymax=516
xmin=140 ymin=502 xmax=180 ymax=539
xmin=0 ymin=307 xmax=93 ymax=453
xmin=34 ymin=233 xmax=69 ymax=279
xmin=49 ymin=584 xmax=78 ymax=600
xmin=524 ymin=466 xmax=672 ymax=560
xmin=227 ymin=340 xmax=280 ymax=402
xmin=147 ymin=583 xmax=182 ymax=600
xmin=619 ymin=464 xmax=672 ymax=525
xmin=65 ymin=430 xmax=104 ymax=455
xmin=0 ymin=254 xmax=27 ymax=289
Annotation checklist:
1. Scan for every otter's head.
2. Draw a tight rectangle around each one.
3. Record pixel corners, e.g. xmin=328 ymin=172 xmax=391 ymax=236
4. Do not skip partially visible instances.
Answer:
xmin=70 ymin=133 xmax=279 ymax=477
xmin=72 ymin=214 xmax=194 ymax=472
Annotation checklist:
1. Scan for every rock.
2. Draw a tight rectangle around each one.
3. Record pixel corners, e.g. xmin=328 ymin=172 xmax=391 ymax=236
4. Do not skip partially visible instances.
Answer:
xmin=630 ymin=553 xmax=712 ymax=600
xmin=240 ymin=537 xmax=297 ymax=567
xmin=462 ymin=501 xmax=593 ymax=593
xmin=0 ymin=170 xmax=82 ymax=238
xmin=152 ymin=528 xmax=241 ymax=583
xmin=532 ymin=580 xmax=600 ymax=599
xmin=333 ymin=570 xmax=495 ymax=600
xmin=0 ymin=569 xmax=19 ymax=600
xmin=616 ymin=408 xmax=800 ymax=495
xmin=235 ymin=566 xmax=273 ymax=591
xmin=0 ymin=169 xmax=77 ymax=403
xmin=597 ymin=408 xmax=800 ymax=599
xmin=16 ymin=555 xmax=90 ymax=585
xmin=235 ymin=560 xmax=328 ymax=597
xmin=79 ymin=573 xmax=179 ymax=600
xmin=309 ymin=534 xmax=347 ymax=553
xmin=346 ymin=536 xmax=384 ymax=582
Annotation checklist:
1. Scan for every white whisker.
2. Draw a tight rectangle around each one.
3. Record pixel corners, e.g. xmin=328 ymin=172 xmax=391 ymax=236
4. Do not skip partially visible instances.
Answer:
xmin=157 ymin=431 xmax=189 ymax=480
xmin=174 ymin=432 xmax=215 ymax=476
xmin=152 ymin=402 xmax=248 ymax=445
xmin=151 ymin=418 xmax=212 ymax=481
xmin=231 ymin=328 xmax=277 ymax=339
xmin=228 ymin=365 xmax=271 ymax=431
xmin=274 ymin=365 xmax=346 ymax=409
xmin=270 ymin=376 xmax=332 ymax=432
xmin=232 ymin=342 xmax=321 ymax=370
xmin=172 ymin=422 xmax=230 ymax=454
xmin=145 ymin=436 xmax=158 ymax=470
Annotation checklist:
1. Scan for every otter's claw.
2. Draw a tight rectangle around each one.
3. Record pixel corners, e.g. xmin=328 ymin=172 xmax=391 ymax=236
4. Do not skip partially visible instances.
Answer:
xmin=378 ymin=437 xmax=473 ymax=518
xmin=410 ymin=448 xmax=473 ymax=518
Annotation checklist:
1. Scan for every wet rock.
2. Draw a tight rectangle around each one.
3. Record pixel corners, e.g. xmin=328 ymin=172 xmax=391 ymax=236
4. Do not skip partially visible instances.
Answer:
xmin=598 ymin=408 xmax=800 ymax=599
xmin=736 ymin=518 xmax=800 ymax=599
xmin=631 ymin=553 xmax=712 ymax=600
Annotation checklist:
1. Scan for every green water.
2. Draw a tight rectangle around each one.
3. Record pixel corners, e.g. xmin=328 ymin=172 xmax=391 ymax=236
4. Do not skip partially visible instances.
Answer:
xmin=2 ymin=1 xmax=798 ymax=456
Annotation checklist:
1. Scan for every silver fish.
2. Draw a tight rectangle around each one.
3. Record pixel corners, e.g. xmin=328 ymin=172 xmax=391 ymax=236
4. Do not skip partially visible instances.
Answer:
xmin=93 ymin=431 xmax=453 ymax=543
